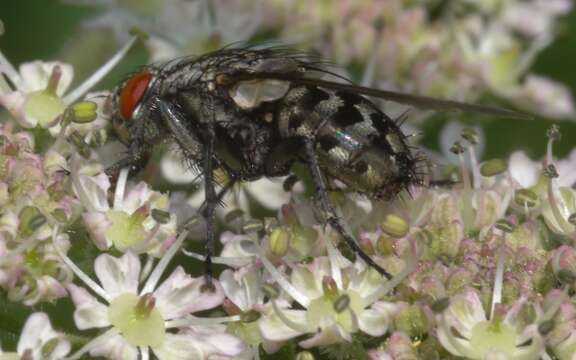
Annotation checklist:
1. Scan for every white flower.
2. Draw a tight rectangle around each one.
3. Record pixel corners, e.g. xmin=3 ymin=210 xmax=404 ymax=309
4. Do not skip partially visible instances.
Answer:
xmin=57 ymin=231 xmax=245 ymax=360
xmin=0 ymin=36 xmax=137 ymax=130
xmin=258 ymin=257 xmax=407 ymax=348
xmin=437 ymin=289 xmax=544 ymax=359
xmin=0 ymin=312 xmax=70 ymax=360
xmin=71 ymin=156 xmax=178 ymax=255
xmin=220 ymin=266 xmax=265 ymax=313
xmin=0 ymin=61 xmax=73 ymax=128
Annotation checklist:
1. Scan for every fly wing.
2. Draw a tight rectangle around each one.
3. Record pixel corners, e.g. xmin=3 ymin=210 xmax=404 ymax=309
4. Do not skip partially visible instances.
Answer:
xmin=229 ymin=70 xmax=531 ymax=119
xmin=290 ymin=76 xmax=531 ymax=119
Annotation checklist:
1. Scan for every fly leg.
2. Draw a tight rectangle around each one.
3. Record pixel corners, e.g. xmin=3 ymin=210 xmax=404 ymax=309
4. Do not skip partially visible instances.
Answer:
xmin=303 ymin=138 xmax=393 ymax=280
xmin=179 ymin=180 xmax=236 ymax=232
xmin=104 ymin=145 xmax=150 ymax=179
xmin=157 ymin=97 xmax=219 ymax=288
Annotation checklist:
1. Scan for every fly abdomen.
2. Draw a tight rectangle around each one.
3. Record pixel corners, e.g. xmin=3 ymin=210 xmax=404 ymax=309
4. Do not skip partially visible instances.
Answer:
xmin=277 ymin=85 xmax=420 ymax=198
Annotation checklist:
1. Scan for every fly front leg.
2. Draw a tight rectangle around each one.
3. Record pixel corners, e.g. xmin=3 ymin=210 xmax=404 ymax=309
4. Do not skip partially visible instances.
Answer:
xmin=104 ymin=145 xmax=150 ymax=179
xmin=105 ymin=122 xmax=151 ymax=181
xmin=302 ymin=138 xmax=393 ymax=280
xmin=157 ymin=97 xmax=218 ymax=289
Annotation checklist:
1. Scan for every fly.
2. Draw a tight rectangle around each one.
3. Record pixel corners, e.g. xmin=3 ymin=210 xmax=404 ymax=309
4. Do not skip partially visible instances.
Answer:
xmin=107 ymin=45 xmax=528 ymax=283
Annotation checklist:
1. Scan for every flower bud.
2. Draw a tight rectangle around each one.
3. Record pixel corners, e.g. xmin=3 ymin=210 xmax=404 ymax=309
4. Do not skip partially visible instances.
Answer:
xmin=547 ymin=125 xmax=560 ymax=141
xmin=69 ymin=101 xmax=98 ymax=123
xmin=322 ymin=276 xmax=338 ymax=298
xmin=495 ymin=219 xmax=516 ymax=233
xmin=431 ymin=297 xmax=450 ymax=313
xmin=376 ymin=234 xmax=394 ymax=256
xmin=543 ymin=164 xmax=559 ymax=179
xmin=394 ymin=304 xmax=428 ymax=339
xmin=461 ymin=128 xmax=480 ymax=145
xmin=450 ymin=141 xmax=465 ymax=154
xmin=270 ymin=227 xmax=290 ymax=257
xmin=19 ymin=206 xmax=47 ymax=237
xmin=296 ymin=351 xmax=315 ymax=360
xmin=480 ymin=159 xmax=507 ymax=177
xmin=333 ymin=294 xmax=351 ymax=313
xmin=381 ymin=214 xmax=409 ymax=238
xmin=243 ymin=219 xmax=263 ymax=233
xmin=151 ymin=208 xmax=171 ymax=224
xmin=41 ymin=338 xmax=59 ymax=358
xmin=240 ymin=310 xmax=261 ymax=323
xmin=514 ymin=189 xmax=538 ymax=208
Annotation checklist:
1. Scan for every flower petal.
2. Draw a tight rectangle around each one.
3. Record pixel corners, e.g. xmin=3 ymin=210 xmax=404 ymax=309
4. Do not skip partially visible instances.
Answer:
xmin=358 ymin=302 xmax=396 ymax=337
xmin=18 ymin=61 xmax=73 ymax=95
xmin=258 ymin=309 xmax=307 ymax=342
xmin=17 ymin=312 xmax=70 ymax=360
xmin=154 ymin=267 xmax=224 ymax=319
xmin=94 ymin=252 xmax=140 ymax=298
xmin=68 ymin=284 xmax=110 ymax=329
xmin=298 ymin=324 xmax=349 ymax=348
xmin=154 ymin=328 xmax=245 ymax=360
xmin=88 ymin=333 xmax=139 ymax=360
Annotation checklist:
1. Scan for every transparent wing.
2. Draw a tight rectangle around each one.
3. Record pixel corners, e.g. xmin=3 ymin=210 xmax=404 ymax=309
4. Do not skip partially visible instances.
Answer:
xmin=232 ymin=71 xmax=531 ymax=119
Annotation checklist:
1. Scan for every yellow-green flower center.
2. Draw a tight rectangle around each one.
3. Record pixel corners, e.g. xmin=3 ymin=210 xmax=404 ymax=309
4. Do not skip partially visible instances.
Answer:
xmin=106 ymin=210 xmax=147 ymax=251
xmin=306 ymin=291 xmax=363 ymax=333
xmin=108 ymin=293 xmax=165 ymax=348
xmin=468 ymin=320 xmax=517 ymax=358
xmin=24 ymin=90 xmax=65 ymax=127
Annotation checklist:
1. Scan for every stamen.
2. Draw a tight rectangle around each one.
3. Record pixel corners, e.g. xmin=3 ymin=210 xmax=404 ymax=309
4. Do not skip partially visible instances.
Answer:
xmin=545 ymin=125 xmax=560 ymax=167
xmin=140 ymin=255 xmax=155 ymax=282
xmin=544 ymin=126 xmax=573 ymax=234
xmin=69 ymin=156 xmax=99 ymax=213
xmin=242 ymin=275 xmax=256 ymax=308
xmin=490 ymin=244 xmax=506 ymax=320
xmin=182 ymin=249 xmax=254 ymax=267
xmin=258 ymin=243 xmax=310 ymax=307
xmin=140 ymin=230 xmax=188 ymax=294
xmin=364 ymin=240 xmax=418 ymax=304
xmin=451 ymin=142 xmax=471 ymax=191
xmin=467 ymin=147 xmax=482 ymax=183
xmin=51 ymin=226 xmax=111 ymax=302
xmin=113 ymin=168 xmax=129 ymax=209
xmin=141 ymin=348 xmax=150 ymax=360
xmin=45 ymin=66 xmax=62 ymax=95
xmin=135 ymin=293 xmax=156 ymax=318
xmin=63 ymin=35 xmax=138 ymax=104
xmin=323 ymin=228 xmax=344 ymax=289
xmin=271 ymin=299 xmax=309 ymax=333
xmin=165 ymin=314 xmax=241 ymax=328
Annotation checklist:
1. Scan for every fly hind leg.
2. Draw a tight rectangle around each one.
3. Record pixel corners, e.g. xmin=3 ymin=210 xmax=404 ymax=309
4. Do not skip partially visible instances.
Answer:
xmin=302 ymin=138 xmax=393 ymax=280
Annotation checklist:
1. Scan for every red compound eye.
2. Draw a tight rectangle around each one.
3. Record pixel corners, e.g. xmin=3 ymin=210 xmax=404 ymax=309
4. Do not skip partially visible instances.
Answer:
xmin=119 ymin=71 xmax=153 ymax=120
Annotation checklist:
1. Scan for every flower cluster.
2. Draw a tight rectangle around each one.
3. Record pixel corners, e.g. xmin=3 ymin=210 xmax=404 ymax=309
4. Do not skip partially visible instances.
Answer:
xmin=0 ymin=2 xmax=575 ymax=360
